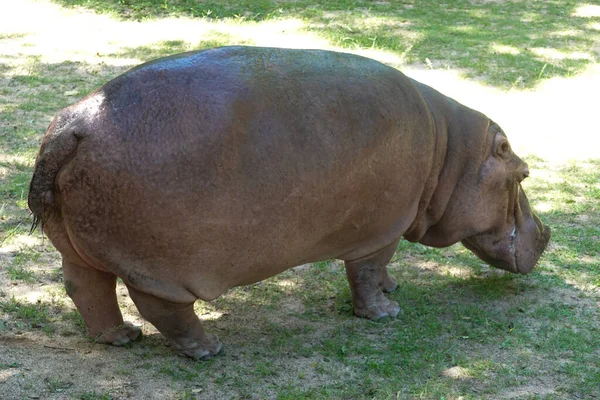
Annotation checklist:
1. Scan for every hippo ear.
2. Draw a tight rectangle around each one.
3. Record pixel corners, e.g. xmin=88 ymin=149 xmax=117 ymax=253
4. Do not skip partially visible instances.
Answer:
xmin=494 ymin=132 xmax=511 ymax=159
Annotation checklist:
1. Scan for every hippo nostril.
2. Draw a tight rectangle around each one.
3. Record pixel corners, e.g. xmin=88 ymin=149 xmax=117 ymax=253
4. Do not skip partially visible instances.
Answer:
xmin=518 ymin=165 xmax=530 ymax=182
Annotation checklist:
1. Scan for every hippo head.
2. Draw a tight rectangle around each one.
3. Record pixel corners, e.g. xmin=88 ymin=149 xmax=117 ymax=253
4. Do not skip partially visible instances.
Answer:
xmin=418 ymin=122 xmax=550 ymax=274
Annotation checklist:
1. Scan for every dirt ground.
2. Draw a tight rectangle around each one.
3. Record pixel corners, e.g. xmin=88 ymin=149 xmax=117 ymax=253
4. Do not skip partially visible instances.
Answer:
xmin=1 ymin=1 xmax=599 ymax=399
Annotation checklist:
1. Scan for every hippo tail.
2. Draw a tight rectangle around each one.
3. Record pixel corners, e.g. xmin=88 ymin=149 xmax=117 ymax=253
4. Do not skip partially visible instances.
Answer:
xmin=28 ymin=115 xmax=82 ymax=233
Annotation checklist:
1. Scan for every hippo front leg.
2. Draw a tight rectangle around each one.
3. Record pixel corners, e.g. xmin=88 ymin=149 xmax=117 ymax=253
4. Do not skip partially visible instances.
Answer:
xmin=126 ymin=285 xmax=222 ymax=360
xmin=380 ymin=268 xmax=398 ymax=293
xmin=344 ymin=241 xmax=401 ymax=320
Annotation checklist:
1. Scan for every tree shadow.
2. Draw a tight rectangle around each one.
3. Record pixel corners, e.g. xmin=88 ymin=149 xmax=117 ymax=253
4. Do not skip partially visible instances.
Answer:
xmin=49 ymin=0 xmax=600 ymax=88
xmin=3 ymin=244 xmax=597 ymax=398
xmin=0 ymin=32 xmax=599 ymax=396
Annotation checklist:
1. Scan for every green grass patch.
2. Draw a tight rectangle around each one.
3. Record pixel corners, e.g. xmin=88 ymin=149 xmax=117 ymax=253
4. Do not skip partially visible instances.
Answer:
xmin=61 ymin=310 xmax=86 ymax=332
xmin=0 ymin=295 xmax=84 ymax=337
xmin=51 ymin=0 xmax=600 ymax=88
xmin=0 ymin=297 xmax=51 ymax=327
xmin=6 ymin=265 xmax=36 ymax=282
xmin=0 ymin=2 xmax=598 ymax=398
xmin=0 ymin=362 xmax=21 ymax=369
xmin=77 ymin=391 xmax=113 ymax=400
xmin=45 ymin=377 xmax=73 ymax=393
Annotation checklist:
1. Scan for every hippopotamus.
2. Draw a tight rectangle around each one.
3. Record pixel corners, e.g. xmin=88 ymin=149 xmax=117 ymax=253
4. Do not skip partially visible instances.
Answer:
xmin=28 ymin=46 xmax=550 ymax=359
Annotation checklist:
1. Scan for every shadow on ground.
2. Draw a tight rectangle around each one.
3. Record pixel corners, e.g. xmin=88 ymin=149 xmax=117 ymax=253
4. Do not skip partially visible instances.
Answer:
xmin=50 ymin=0 xmax=600 ymax=88
xmin=2 ymin=245 xmax=599 ymax=398
xmin=1 ymin=21 xmax=599 ymax=397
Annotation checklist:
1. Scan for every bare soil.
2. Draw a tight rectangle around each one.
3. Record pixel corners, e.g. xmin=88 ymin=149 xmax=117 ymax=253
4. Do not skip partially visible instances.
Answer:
xmin=1 ymin=1 xmax=599 ymax=399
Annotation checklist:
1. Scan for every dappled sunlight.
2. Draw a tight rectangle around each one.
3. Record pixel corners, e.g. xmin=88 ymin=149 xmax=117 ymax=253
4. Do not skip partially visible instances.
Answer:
xmin=197 ymin=310 xmax=226 ymax=321
xmin=533 ymin=202 xmax=553 ymax=213
xmin=573 ymin=4 xmax=600 ymax=18
xmin=0 ymin=0 xmax=330 ymax=69
xmin=6 ymin=16 xmax=600 ymax=400
xmin=1 ymin=0 xmax=598 ymax=164
xmin=1 ymin=2 xmax=599 ymax=398
xmin=491 ymin=44 xmax=520 ymax=55
xmin=351 ymin=47 xmax=406 ymax=68
xmin=406 ymin=61 xmax=600 ymax=162
xmin=0 ymin=103 xmax=14 ymax=114
xmin=0 ymin=236 xmax=41 ymax=254
xmin=434 ymin=264 xmax=474 ymax=279
xmin=440 ymin=365 xmax=472 ymax=380
xmin=9 ymin=0 xmax=593 ymax=90
xmin=215 ymin=18 xmax=330 ymax=49
xmin=531 ymin=47 xmax=594 ymax=61
xmin=0 ymin=153 xmax=34 ymax=166
xmin=16 ymin=288 xmax=47 ymax=304
xmin=274 ymin=278 xmax=299 ymax=291
xmin=528 ymin=166 xmax=561 ymax=184
xmin=410 ymin=259 xmax=479 ymax=279
xmin=338 ymin=14 xmax=418 ymax=41
xmin=562 ymin=272 xmax=600 ymax=294
xmin=500 ymin=384 xmax=556 ymax=399
xmin=518 ymin=12 xmax=542 ymax=24
xmin=361 ymin=16 xmax=414 ymax=30
xmin=0 ymin=369 xmax=21 ymax=383
xmin=312 ymin=12 xmax=422 ymax=59
xmin=448 ymin=25 xmax=476 ymax=33
xmin=549 ymin=29 xmax=584 ymax=37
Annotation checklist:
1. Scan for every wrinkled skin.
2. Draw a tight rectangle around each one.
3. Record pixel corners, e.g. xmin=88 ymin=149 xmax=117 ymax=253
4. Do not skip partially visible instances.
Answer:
xmin=29 ymin=46 xmax=550 ymax=359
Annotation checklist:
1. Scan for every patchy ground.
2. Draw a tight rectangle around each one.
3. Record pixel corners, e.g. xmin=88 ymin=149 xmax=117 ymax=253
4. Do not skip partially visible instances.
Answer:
xmin=1 ymin=1 xmax=599 ymax=399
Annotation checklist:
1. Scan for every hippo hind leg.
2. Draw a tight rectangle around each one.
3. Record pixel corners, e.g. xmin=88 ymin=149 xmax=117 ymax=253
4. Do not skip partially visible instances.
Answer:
xmin=126 ymin=285 xmax=222 ymax=360
xmin=63 ymin=260 xmax=142 ymax=345
xmin=344 ymin=241 xmax=401 ymax=320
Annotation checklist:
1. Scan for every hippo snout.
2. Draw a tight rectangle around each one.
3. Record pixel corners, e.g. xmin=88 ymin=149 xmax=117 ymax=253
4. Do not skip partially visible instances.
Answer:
xmin=514 ymin=219 xmax=551 ymax=275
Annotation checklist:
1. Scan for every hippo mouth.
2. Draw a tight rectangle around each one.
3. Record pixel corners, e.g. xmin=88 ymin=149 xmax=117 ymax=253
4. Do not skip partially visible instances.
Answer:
xmin=512 ymin=212 xmax=551 ymax=274
xmin=462 ymin=189 xmax=551 ymax=274
xmin=462 ymin=233 xmax=518 ymax=273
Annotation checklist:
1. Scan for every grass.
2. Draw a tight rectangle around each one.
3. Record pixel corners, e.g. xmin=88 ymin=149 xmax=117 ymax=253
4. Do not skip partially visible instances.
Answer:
xmin=78 ymin=391 xmax=113 ymax=400
xmin=0 ymin=297 xmax=51 ymax=327
xmin=50 ymin=0 xmax=600 ymax=89
xmin=46 ymin=377 xmax=74 ymax=392
xmin=1 ymin=0 xmax=599 ymax=399
xmin=5 ymin=265 xmax=35 ymax=282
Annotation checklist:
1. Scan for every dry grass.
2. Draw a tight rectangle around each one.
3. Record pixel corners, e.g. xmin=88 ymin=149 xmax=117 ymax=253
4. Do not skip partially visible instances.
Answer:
xmin=1 ymin=1 xmax=599 ymax=399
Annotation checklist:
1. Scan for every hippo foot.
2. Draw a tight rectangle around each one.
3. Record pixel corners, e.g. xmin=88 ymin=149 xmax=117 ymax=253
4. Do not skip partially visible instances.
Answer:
xmin=381 ymin=273 xmax=398 ymax=293
xmin=94 ymin=321 xmax=142 ymax=346
xmin=175 ymin=333 xmax=223 ymax=361
xmin=353 ymin=292 xmax=401 ymax=321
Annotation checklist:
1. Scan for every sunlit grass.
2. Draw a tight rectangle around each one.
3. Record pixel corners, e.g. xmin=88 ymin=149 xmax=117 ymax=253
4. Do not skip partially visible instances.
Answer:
xmin=0 ymin=1 xmax=599 ymax=399
xmin=42 ymin=0 xmax=600 ymax=88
